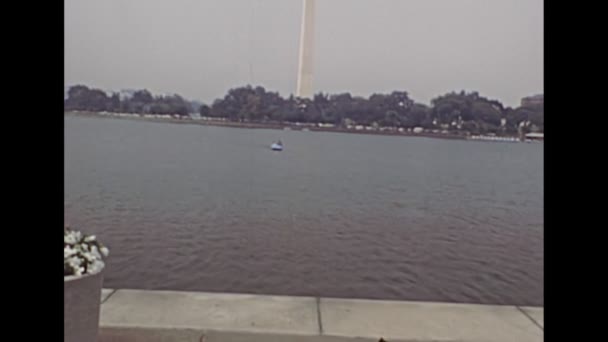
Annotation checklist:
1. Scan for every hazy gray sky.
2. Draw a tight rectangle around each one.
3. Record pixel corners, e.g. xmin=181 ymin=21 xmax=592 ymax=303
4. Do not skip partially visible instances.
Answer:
xmin=65 ymin=0 xmax=543 ymax=107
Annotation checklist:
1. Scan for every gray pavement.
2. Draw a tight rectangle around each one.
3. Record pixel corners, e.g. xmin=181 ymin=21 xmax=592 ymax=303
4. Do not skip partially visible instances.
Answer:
xmin=98 ymin=289 xmax=543 ymax=342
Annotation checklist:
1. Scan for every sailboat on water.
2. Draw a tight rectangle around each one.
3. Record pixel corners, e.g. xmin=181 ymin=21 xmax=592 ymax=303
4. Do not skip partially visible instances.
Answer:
xmin=271 ymin=140 xmax=283 ymax=151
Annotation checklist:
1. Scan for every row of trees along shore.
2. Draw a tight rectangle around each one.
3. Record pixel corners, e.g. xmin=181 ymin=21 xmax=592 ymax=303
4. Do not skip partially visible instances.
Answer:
xmin=65 ymin=84 xmax=543 ymax=135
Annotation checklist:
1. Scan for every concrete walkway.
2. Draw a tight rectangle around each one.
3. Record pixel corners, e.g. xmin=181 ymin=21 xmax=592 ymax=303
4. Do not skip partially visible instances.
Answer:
xmin=99 ymin=289 xmax=543 ymax=342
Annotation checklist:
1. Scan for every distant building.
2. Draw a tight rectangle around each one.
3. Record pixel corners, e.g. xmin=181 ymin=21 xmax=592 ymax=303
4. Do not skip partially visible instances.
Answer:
xmin=521 ymin=94 xmax=543 ymax=107
xmin=525 ymin=132 xmax=544 ymax=141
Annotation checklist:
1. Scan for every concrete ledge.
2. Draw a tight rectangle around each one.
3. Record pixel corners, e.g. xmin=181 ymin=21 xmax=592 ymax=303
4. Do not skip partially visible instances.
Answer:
xmin=519 ymin=306 xmax=544 ymax=329
xmin=201 ymin=331 xmax=382 ymax=342
xmin=101 ymin=289 xmax=115 ymax=303
xmin=100 ymin=289 xmax=543 ymax=342
xmin=99 ymin=327 xmax=387 ymax=342
xmin=99 ymin=326 xmax=204 ymax=342
xmin=101 ymin=289 xmax=318 ymax=336
xmin=320 ymin=298 xmax=542 ymax=342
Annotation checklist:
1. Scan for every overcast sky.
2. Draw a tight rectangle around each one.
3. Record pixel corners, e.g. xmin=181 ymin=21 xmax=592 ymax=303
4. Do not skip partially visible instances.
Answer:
xmin=65 ymin=0 xmax=543 ymax=107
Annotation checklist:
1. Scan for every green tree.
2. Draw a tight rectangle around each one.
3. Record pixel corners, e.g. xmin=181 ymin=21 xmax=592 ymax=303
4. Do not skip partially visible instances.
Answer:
xmin=199 ymin=104 xmax=210 ymax=117
xmin=65 ymin=85 xmax=110 ymax=112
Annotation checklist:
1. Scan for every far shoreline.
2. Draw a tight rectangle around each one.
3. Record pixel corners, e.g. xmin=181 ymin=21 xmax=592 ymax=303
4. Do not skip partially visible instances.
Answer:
xmin=65 ymin=111 xmax=531 ymax=143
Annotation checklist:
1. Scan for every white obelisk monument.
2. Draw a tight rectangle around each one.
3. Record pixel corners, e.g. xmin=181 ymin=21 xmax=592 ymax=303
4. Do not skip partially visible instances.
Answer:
xmin=296 ymin=0 xmax=315 ymax=98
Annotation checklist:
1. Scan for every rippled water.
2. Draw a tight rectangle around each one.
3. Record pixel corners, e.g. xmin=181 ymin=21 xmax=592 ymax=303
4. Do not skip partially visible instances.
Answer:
xmin=65 ymin=115 xmax=543 ymax=306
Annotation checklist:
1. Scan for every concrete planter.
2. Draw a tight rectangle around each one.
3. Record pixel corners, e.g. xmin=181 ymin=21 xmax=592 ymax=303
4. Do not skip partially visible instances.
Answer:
xmin=64 ymin=268 xmax=104 ymax=342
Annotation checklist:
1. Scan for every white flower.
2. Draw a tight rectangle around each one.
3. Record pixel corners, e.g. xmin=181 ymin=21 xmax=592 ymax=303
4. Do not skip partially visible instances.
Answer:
xmin=65 ymin=228 xmax=109 ymax=277
xmin=64 ymin=246 xmax=76 ymax=259
xmin=90 ymin=245 xmax=101 ymax=259
xmin=89 ymin=260 xmax=105 ymax=274
xmin=64 ymin=233 xmax=76 ymax=244
xmin=82 ymin=252 xmax=94 ymax=262
xmin=68 ymin=256 xmax=82 ymax=268
xmin=73 ymin=266 xmax=85 ymax=276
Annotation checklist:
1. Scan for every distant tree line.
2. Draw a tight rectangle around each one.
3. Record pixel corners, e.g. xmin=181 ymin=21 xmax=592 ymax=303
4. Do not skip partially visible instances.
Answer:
xmin=65 ymin=84 xmax=543 ymax=135
xmin=65 ymin=85 xmax=192 ymax=116
xmin=206 ymin=86 xmax=543 ymax=135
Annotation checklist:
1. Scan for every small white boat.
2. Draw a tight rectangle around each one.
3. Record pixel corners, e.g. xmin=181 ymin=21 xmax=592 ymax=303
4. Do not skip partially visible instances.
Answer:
xmin=271 ymin=142 xmax=283 ymax=151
